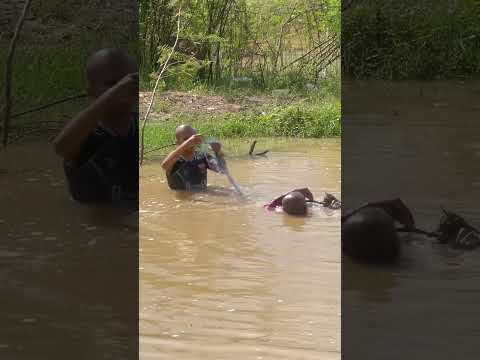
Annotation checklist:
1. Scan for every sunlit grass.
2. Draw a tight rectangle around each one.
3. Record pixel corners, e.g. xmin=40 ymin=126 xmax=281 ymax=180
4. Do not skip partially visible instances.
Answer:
xmin=143 ymin=96 xmax=340 ymax=154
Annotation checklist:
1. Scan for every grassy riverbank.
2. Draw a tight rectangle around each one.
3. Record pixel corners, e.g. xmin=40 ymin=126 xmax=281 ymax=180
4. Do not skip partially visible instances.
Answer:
xmin=142 ymin=91 xmax=340 ymax=155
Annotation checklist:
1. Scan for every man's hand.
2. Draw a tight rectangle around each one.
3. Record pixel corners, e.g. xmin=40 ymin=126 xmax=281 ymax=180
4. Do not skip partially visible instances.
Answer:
xmin=161 ymin=134 xmax=203 ymax=173
xmin=182 ymin=134 xmax=203 ymax=152
xmin=292 ymin=188 xmax=314 ymax=202
xmin=53 ymin=73 xmax=139 ymax=161
xmin=210 ymin=142 xmax=221 ymax=153
xmin=107 ymin=72 xmax=139 ymax=105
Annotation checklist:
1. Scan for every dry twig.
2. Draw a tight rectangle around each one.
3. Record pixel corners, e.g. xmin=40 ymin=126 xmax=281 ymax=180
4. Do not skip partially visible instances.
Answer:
xmin=2 ymin=0 xmax=33 ymax=148
xmin=140 ymin=7 xmax=182 ymax=166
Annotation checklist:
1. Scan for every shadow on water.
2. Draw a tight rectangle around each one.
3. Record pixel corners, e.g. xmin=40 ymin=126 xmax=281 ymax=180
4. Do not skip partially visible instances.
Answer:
xmin=281 ymin=213 xmax=308 ymax=232
xmin=342 ymin=257 xmax=399 ymax=303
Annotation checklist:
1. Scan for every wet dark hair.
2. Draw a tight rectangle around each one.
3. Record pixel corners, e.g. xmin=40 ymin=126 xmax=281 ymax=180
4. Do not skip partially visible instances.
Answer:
xmin=282 ymin=191 xmax=307 ymax=215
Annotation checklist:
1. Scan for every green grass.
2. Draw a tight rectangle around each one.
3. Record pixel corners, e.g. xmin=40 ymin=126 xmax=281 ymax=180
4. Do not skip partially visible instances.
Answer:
xmin=1 ymin=46 xmax=86 ymax=114
xmin=143 ymin=68 xmax=340 ymax=96
xmin=143 ymin=96 xmax=340 ymax=152
xmin=343 ymin=0 xmax=480 ymax=79
xmin=1 ymin=34 xmax=137 ymax=128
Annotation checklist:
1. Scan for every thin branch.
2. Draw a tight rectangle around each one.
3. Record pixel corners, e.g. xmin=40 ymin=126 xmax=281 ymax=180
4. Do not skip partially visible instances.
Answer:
xmin=248 ymin=140 xmax=257 ymax=155
xmin=313 ymin=42 xmax=340 ymax=71
xmin=254 ymin=150 xmax=269 ymax=156
xmin=8 ymin=127 xmax=60 ymax=145
xmin=2 ymin=0 xmax=33 ymax=148
xmin=140 ymin=7 xmax=182 ymax=166
xmin=318 ymin=51 xmax=340 ymax=73
xmin=280 ymin=35 xmax=337 ymax=72
xmin=10 ymin=94 xmax=87 ymax=120
xmin=274 ymin=2 xmax=299 ymax=71
xmin=144 ymin=143 xmax=176 ymax=155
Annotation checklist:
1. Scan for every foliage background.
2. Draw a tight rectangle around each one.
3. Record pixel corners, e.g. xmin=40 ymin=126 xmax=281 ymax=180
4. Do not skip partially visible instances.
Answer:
xmin=139 ymin=0 xmax=340 ymax=91
xmin=342 ymin=0 xmax=480 ymax=79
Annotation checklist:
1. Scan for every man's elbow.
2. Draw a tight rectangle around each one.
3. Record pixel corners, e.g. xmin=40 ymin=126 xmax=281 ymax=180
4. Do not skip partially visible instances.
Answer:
xmin=161 ymin=161 xmax=168 ymax=171
xmin=161 ymin=160 xmax=172 ymax=173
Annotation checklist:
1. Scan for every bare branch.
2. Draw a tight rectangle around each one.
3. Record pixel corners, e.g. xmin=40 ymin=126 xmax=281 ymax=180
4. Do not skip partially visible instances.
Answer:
xmin=248 ymin=140 xmax=257 ymax=155
xmin=140 ymin=7 xmax=182 ymax=166
xmin=10 ymin=94 xmax=87 ymax=120
xmin=2 ymin=0 xmax=33 ymax=148
xmin=280 ymin=35 xmax=337 ymax=72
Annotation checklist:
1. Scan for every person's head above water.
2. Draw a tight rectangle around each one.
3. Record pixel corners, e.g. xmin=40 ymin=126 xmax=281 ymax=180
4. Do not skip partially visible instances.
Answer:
xmin=176 ymin=124 xmax=197 ymax=145
xmin=174 ymin=124 xmax=202 ymax=159
xmin=282 ymin=191 xmax=307 ymax=216
xmin=86 ymin=48 xmax=138 ymax=99
xmin=342 ymin=206 xmax=401 ymax=264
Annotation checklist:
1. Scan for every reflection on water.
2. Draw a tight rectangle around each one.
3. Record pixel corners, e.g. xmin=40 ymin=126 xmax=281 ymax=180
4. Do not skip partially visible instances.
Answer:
xmin=0 ymin=142 xmax=137 ymax=359
xmin=343 ymin=81 xmax=480 ymax=359
xmin=140 ymin=138 xmax=341 ymax=359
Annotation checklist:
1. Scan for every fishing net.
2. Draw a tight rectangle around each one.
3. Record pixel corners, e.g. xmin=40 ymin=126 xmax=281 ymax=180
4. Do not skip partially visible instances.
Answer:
xmin=199 ymin=138 xmax=226 ymax=173
xmin=436 ymin=209 xmax=480 ymax=249
xmin=198 ymin=137 xmax=218 ymax=154
xmin=200 ymin=138 xmax=244 ymax=195
xmin=322 ymin=193 xmax=341 ymax=209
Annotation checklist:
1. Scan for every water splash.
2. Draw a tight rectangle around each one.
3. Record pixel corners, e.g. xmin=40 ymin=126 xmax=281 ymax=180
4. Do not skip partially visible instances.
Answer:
xmin=200 ymin=138 xmax=244 ymax=196
xmin=215 ymin=155 xmax=244 ymax=196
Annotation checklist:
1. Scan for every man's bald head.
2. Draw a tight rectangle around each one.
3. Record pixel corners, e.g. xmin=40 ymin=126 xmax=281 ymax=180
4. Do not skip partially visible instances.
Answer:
xmin=86 ymin=48 xmax=137 ymax=97
xmin=175 ymin=124 xmax=197 ymax=145
xmin=282 ymin=191 xmax=307 ymax=216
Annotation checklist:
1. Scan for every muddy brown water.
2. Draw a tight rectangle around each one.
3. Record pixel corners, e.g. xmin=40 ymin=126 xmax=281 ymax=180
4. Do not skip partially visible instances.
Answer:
xmin=343 ymin=81 xmax=480 ymax=359
xmin=0 ymin=141 xmax=137 ymax=359
xmin=140 ymin=138 xmax=341 ymax=359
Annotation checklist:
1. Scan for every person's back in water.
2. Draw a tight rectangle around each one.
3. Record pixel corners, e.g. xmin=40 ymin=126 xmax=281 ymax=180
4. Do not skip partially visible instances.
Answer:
xmin=265 ymin=188 xmax=341 ymax=215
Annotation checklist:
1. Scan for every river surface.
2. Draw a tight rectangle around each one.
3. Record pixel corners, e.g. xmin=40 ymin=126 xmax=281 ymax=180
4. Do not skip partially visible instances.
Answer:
xmin=139 ymin=138 xmax=341 ymax=360
xmin=0 ymin=141 xmax=137 ymax=359
xmin=342 ymin=81 xmax=480 ymax=359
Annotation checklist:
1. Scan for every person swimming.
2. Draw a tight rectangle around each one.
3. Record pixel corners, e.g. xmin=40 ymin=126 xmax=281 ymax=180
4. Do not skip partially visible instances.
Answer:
xmin=265 ymin=188 xmax=341 ymax=215
xmin=161 ymin=125 xmax=224 ymax=191
xmin=341 ymin=199 xmax=480 ymax=264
